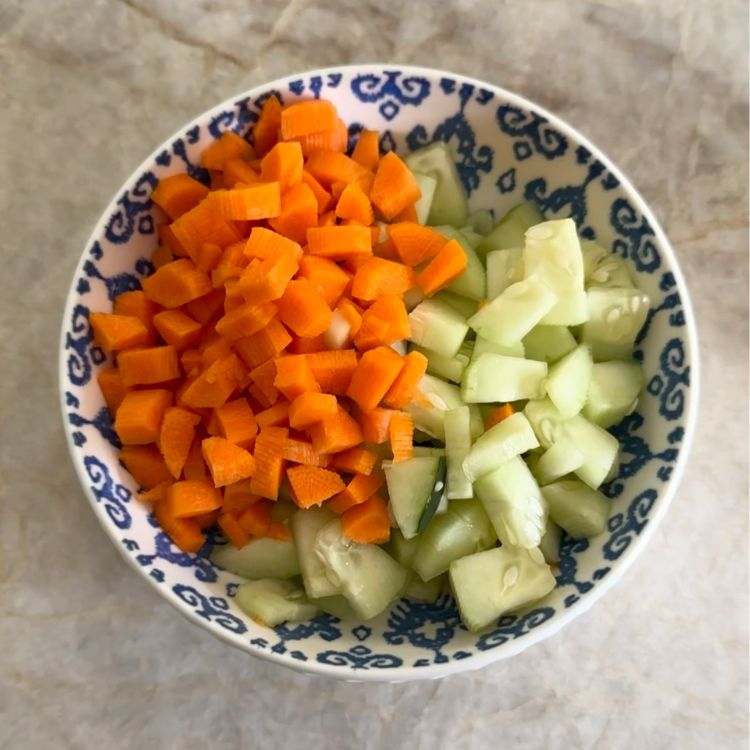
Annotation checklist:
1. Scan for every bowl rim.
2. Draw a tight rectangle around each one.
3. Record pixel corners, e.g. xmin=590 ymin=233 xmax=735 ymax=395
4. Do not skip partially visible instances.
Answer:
xmin=58 ymin=63 xmax=700 ymax=681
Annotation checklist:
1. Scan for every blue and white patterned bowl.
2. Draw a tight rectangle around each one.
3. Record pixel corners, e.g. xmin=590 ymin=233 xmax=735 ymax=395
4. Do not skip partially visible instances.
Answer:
xmin=59 ymin=65 xmax=699 ymax=681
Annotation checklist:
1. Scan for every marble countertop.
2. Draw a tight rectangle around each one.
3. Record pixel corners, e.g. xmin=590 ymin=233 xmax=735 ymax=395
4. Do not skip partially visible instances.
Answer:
xmin=1 ymin=0 xmax=747 ymax=747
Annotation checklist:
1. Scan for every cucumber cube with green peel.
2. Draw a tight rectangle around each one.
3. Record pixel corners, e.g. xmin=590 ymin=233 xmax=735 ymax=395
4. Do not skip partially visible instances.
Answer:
xmin=442 ymin=230 xmax=486 ymax=301
xmin=384 ymin=455 xmax=445 ymax=539
xmin=541 ymin=479 xmax=611 ymax=538
xmin=462 ymin=412 xmax=539 ymax=482
xmin=466 ymin=208 xmax=495 ymax=236
xmin=388 ymin=527 xmax=420 ymax=568
xmin=584 ymin=360 xmax=645 ymax=428
xmin=433 ymin=290 xmax=479 ymax=319
xmin=235 ymin=579 xmax=320 ymax=627
xmin=408 ymin=297 xmax=469 ymax=358
xmin=449 ymin=546 xmax=555 ymax=632
xmin=291 ymin=507 xmax=340 ymax=598
xmin=404 ymin=573 xmax=445 ymax=603
xmin=477 ymin=201 xmax=543 ymax=256
xmin=522 ymin=325 xmax=577 ymax=363
xmin=581 ymin=287 xmax=650 ymax=361
xmin=473 ymin=455 xmax=547 ymax=548
xmin=545 ymin=343 xmax=594 ymax=418
xmin=462 ymin=353 xmax=548 ymax=403
xmin=211 ymin=537 xmax=300 ymax=580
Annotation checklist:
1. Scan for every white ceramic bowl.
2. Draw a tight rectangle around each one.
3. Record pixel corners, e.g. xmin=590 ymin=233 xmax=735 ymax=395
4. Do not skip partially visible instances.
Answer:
xmin=59 ymin=65 xmax=699 ymax=681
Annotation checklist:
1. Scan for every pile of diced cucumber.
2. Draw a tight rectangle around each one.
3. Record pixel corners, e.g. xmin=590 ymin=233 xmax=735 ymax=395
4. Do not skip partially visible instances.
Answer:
xmin=211 ymin=143 xmax=649 ymax=633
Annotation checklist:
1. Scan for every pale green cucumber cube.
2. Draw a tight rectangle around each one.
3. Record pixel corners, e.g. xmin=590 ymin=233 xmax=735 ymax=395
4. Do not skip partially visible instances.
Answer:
xmin=404 ymin=573 xmax=445 ymax=603
xmin=581 ymin=287 xmax=650 ymax=361
xmin=523 ymin=397 xmax=567 ymax=449
xmin=211 ymin=538 xmax=300 ymax=580
xmin=563 ymin=414 xmax=620 ymax=489
xmin=584 ymin=360 xmax=645 ymax=428
xmin=486 ymin=247 xmax=524 ymax=299
xmin=389 ymin=527 xmax=420 ymax=568
xmin=539 ymin=518 xmax=562 ymax=564
xmin=581 ymin=239 xmax=610 ymax=279
xmin=582 ymin=241 xmax=635 ymax=288
xmin=522 ymin=325 xmax=577 ymax=363
xmin=542 ymin=479 xmax=610 ymax=538
xmin=462 ymin=353 xmax=548 ymax=403
xmin=406 ymin=374 xmax=483 ymax=441
xmin=467 ymin=208 xmax=495 ymax=236
xmin=412 ymin=446 xmax=446 ymax=457
xmin=384 ymin=456 xmax=443 ymax=539
xmin=471 ymin=333 xmax=525 ymax=361
xmin=449 ymin=546 xmax=555 ymax=632
xmin=545 ymin=344 xmax=594 ymax=418
xmin=409 ymin=298 xmax=468 ymax=358
xmin=291 ymin=508 xmax=340 ymax=598
xmin=433 ymin=290 xmax=479 ymax=318
xmin=412 ymin=171 xmax=438 ymax=225
xmin=435 ymin=226 xmax=486 ymax=300
xmin=444 ymin=406 xmax=474 ymax=499
xmin=412 ymin=343 xmax=470 ymax=383
xmin=532 ymin=437 xmax=585 ymax=486
xmin=313 ymin=595 xmax=362 ymax=621
xmin=477 ymin=201 xmax=543 ymax=255
xmin=235 ymin=579 xmax=319 ymax=626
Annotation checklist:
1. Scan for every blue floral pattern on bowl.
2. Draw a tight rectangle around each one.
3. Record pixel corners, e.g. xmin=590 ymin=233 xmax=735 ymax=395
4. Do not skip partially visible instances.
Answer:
xmin=59 ymin=66 xmax=698 ymax=681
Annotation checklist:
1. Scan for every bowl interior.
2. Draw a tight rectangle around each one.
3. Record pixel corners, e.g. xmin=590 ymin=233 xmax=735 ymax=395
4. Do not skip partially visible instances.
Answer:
xmin=60 ymin=66 xmax=697 ymax=680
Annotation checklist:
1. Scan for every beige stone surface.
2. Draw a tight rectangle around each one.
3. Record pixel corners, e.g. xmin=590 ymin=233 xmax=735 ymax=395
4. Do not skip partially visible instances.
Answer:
xmin=0 ymin=1 xmax=747 ymax=747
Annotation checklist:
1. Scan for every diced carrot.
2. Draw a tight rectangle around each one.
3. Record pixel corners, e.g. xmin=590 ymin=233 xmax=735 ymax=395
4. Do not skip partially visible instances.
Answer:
xmin=250 ymin=427 xmax=288 ymax=500
xmin=194 ymin=241 xmax=224 ymax=272
xmin=214 ymin=301 xmax=277 ymax=342
xmin=151 ymin=243 xmax=174 ymax=269
xmin=287 ymin=465 xmax=345 ymax=508
xmin=305 ymin=349 xmax=358 ymax=395
xmin=170 ymin=201 xmax=241 ymax=258
xmin=222 ymin=279 xmax=246 ymax=313
xmin=200 ymin=334 xmax=233 ymax=365
xmin=415 ymin=238 xmax=468 ymax=296
xmin=211 ymin=240 xmax=250 ymax=288
xmin=252 ymin=95 xmax=282 ymax=157
xmin=354 ymin=295 xmax=410 ymax=350
xmin=351 ymin=129 xmax=380 ymax=171
xmin=136 ymin=481 xmax=172 ymax=504
xmin=217 ymin=512 xmax=250 ymax=548
xmin=304 ymin=150 xmax=371 ymax=188
xmin=393 ymin=203 xmax=418 ymax=223
xmin=387 ymin=222 xmax=447 ymax=266
xmin=255 ymin=401 xmax=290 ymax=429
xmin=141 ymin=259 xmax=213 ymax=308
xmin=352 ymin=309 xmax=390 ymax=351
xmin=273 ymin=355 xmax=321 ymax=401
xmin=243 ymin=226 xmax=302 ymax=261
xmin=208 ymin=183 xmax=281 ymax=221
xmin=389 ymin=411 xmax=414 ymax=463
xmin=287 ymin=334 xmax=328 ymax=354
xmin=238 ymin=248 xmax=299 ymax=304
xmin=205 ymin=408 xmax=223 ymax=436
xmin=280 ymin=99 xmax=337 ymax=140
xmin=184 ymin=288 xmax=225 ymax=325
xmin=260 ymin=141 xmax=303 ymax=190
xmin=201 ymin=436 xmax=256 ymax=487
xmin=335 ymin=182 xmax=374 ymax=225
xmin=282 ymin=438 xmax=330 ymax=467
xmin=180 ymin=349 xmax=202 ymax=377
xmin=249 ymin=358 xmax=280 ymax=406
xmin=183 ymin=438 xmax=208 ymax=481
xmin=301 ymin=169 xmax=333 ymax=213
xmin=158 ymin=223 xmax=188 ymax=257
xmin=351 ymin=257 xmax=416 ymax=301
xmin=306 ymin=225 xmax=372 ymax=260
xmin=288 ymin=392 xmax=338 ymax=430
xmin=89 ymin=313 xmax=149 ymax=352
xmin=166 ymin=479 xmax=222 ymax=518
xmin=358 ymin=407 xmax=396 ymax=444
xmin=318 ymin=210 xmax=337 ymax=227
xmin=151 ymin=174 xmax=209 ymax=220
xmin=267 ymin=521 xmax=291 ymax=541
xmin=119 ymin=445 xmax=173 ymax=489
xmin=200 ymin=131 xmax=253 ymax=170
xmin=383 ymin=351 xmax=428 ymax=408
xmin=277 ymin=278 xmax=332 ymax=338
xmin=112 ymin=291 xmax=159 ymax=337
xmin=153 ymin=309 xmax=202 ymax=350
xmin=180 ymin=356 xmax=242 ymax=409
xmin=341 ymin=494 xmax=390 ymax=544
xmin=308 ymin=406 xmax=363 ymax=454
xmin=330 ymin=447 xmax=378 ymax=476
xmin=222 ymin=158 xmax=260 ymax=189
xmin=485 ymin=403 xmax=515 ymax=430
xmin=234 ymin=319 xmax=292 ymax=368
xmin=215 ymin=398 xmax=258 ymax=448
xmin=267 ymin=182 xmax=319 ymax=244
xmin=223 ymin=479 xmax=261 ymax=514
xmin=97 ymin=367 xmax=129 ymax=414
xmin=294 ymin=117 xmax=348 ymax=156
xmin=238 ymin=499 xmax=274 ymax=536
xmin=209 ymin=170 xmax=225 ymax=190
xmin=328 ymin=471 xmax=384 ymax=514
xmin=118 ymin=345 xmax=180 ymax=387
xmin=297 ymin=256 xmax=351 ymax=307
xmin=155 ymin=502 xmax=204 ymax=552
xmin=370 ymin=151 xmax=421 ymax=220
xmin=346 ymin=346 xmax=404 ymax=413
xmin=115 ymin=389 xmax=172 ymax=445
xmin=159 ymin=406 xmax=201 ymax=478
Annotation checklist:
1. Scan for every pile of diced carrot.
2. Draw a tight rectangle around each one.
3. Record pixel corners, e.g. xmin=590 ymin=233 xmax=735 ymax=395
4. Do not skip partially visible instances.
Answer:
xmin=90 ymin=96 xmax=468 ymax=554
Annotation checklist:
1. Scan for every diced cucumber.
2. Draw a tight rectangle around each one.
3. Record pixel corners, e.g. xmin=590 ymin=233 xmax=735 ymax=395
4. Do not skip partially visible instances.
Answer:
xmin=412 ymin=446 xmax=446 ymax=457
xmin=412 ymin=343 xmax=470 ymax=383
xmin=413 ymin=498 xmax=496 ymax=581
xmin=384 ymin=456 xmax=445 ymax=539
xmin=460 ymin=228 xmax=484 ymax=249
xmin=471 ymin=333 xmax=525 ymax=361
xmin=486 ymin=247 xmax=524 ymax=299
xmin=444 ymin=406 xmax=473 ymax=499
xmin=433 ymin=290 xmax=479 ymax=318
xmin=468 ymin=276 xmax=557 ymax=346
xmin=539 ymin=518 xmax=562 ymax=564
xmin=234 ymin=579 xmax=320 ymax=626
xmin=270 ymin=499 xmax=297 ymax=524
xmin=406 ymin=374 xmax=483 ymax=441
xmin=462 ymin=353 xmax=548 ymax=403
xmin=467 ymin=208 xmax=494 ymax=236
xmin=581 ymin=287 xmax=650 ymax=361
xmin=523 ymin=219 xmax=588 ymax=326
xmin=435 ymin=226 xmax=486 ymax=301
xmin=412 ymin=171 xmax=438 ymax=225
xmin=388 ymin=527 xmax=420 ymax=568
xmin=523 ymin=398 xmax=567 ymax=449
xmin=477 ymin=201 xmax=544 ymax=255
xmin=408 ymin=298 xmax=468 ymax=358
xmin=522 ymin=325 xmax=577 ymax=363
xmin=581 ymin=239 xmax=610 ymax=280
xmin=462 ymin=412 xmax=539 ymax=482
xmin=584 ymin=360 xmax=645 ymax=428
xmin=449 ymin=546 xmax=555 ymax=632
xmin=403 ymin=286 xmax=426 ymax=311
xmin=404 ymin=573 xmax=445 ymax=602
xmin=582 ymin=241 xmax=635 ymax=288
xmin=531 ymin=436 xmax=585 ymax=485
xmin=473 ymin=455 xmax=547 ymax=548
xmin=541 ymin=479 xmax=610 ymax=538
xmin=563 ymin=414 xmax=619 ymax=489
xmin=405 ymin=143 xmax=469 ymax=227
xmin=211 ymin=538 xmax=300 ymax=580
xmin=545 ymin=344 xmax=593 ymax=418
xmin=313 ymin=520 xmax=408 ymax=619
xmin=291 ymin=508 xmax=340 ymax=598
xmin=313 ymin=595 xmax=362 ymax=621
